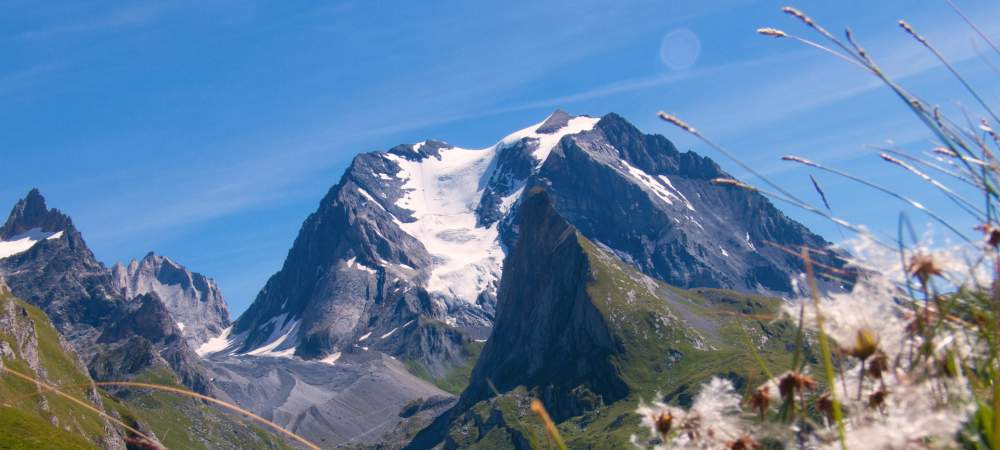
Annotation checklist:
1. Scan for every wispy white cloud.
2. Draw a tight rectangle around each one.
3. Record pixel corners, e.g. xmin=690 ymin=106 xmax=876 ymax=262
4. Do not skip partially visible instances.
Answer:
xmin=63 ymin=3 xmax=736 ymax=242
xmin=18 ymin=3 xmax=168 ymax=40
xmin=0 ymin=62 xmax=69 ymax=95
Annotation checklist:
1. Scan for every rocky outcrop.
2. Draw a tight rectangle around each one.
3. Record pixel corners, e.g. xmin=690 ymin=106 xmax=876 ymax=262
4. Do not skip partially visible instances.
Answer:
xmin=458 ymin=189 xmax=627 ymax=420
xmin=406 ymin=188 xmax=806 ymax=449
xmin=0 ymin=189 xmax=213 ymax=394
xmin=532 ymin=113 xmax=840 ymax=294
xmin=225 ymin=111 xmax=843 ymax=373
xmin=206 ymin=351 xmax=454 ymax=447
xmin=0 ymin=188 xmax=72 ymax=239
xmin=113 ymin=252 xmax=231 ymax=348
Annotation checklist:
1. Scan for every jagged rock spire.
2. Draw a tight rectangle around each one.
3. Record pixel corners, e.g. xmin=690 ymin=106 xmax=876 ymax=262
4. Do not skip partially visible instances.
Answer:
xmin=1 ymin=188 xmax=73 ymax=239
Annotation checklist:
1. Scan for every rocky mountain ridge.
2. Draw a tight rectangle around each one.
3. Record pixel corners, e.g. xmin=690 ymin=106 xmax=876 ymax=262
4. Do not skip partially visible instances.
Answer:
xmin=0 ymin=189 xmax=212 ymax=393
xmin=0 ymin=189 xmax=295 ymax=449
xmin=218 ymin=110 xmax=840 ymax=373
xmin=112 ymin=252 xmax=231 ymax=348
xmin=406 ymin=188 xmax=804 ymax=449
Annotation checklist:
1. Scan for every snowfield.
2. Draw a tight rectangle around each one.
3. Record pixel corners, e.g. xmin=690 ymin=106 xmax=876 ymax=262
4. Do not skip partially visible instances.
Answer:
xmin=0 ymin=228 xmax=63 ymax=259
xmin=221 ymin=112 xmax=603 ymax=359
xmin=384 ymin=112 xmax=601 ymax=308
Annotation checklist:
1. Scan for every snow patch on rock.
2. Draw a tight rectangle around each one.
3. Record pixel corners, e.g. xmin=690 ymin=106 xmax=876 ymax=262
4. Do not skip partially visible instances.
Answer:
xmin=619 ymin=160 xmax=695 ymax=211
xmin=387 ymin=146 xmax=503 ymax=306
xmin=319 ymin=351 xmax=341 ymax=365
xmin=499 ymin=114 xmax=600 ymax=166
xmin=0 ymin=228 xmax=63 ymax=259
xmin=246 ymin=315 xmax=301 ymax=358
xmin=345 ymin=257 xmax=377 ymax=275
xmin=196 ymin=326 xmax=235 ymax=356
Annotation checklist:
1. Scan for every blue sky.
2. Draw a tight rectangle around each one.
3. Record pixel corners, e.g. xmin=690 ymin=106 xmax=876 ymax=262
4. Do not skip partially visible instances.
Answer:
xmin=2 ymin=1 xmax=998 ymax=316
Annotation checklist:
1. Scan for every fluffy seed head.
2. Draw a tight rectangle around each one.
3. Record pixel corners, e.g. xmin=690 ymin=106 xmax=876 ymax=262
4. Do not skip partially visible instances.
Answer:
xmin=817 ymin=392 xmax=835 ymax=420
xmin=907 ymin=253 xmax=943 ymax=285
xmin=727 ymin=435 xmax=761 ymax=450
xmin=975 ymin=224 xmax=1000 ymax=248
xmin=757 ymin=27 xmax=787 ymax=38
xmin=782 ymin=7 xmax=814 ymax=27
xmin=654 ymin=411 xmax=673 ymax=437
xmin=898 ymin=20 xmax=927 ymax=44
xmin=748 ymin=385 xmax=771 ymax=417
xmin=933 ymin=146 xmax=957 ymax=157
xmin=848 ymin=328 xmax=879 ymax=361
xmin=777 ymin=371 xmax=818 ymax=398
xmin=781 ymin=155 xmax=816 ymax=166
xmin=657 ymin=111 xmax=698 ymax=134
xmin=868 ymin=351 xmax=889 ymax=379
xmin=711 ymin=178 xmax=757 ymax=192
xmin=868 ymin=388 xmax=889 ymax=409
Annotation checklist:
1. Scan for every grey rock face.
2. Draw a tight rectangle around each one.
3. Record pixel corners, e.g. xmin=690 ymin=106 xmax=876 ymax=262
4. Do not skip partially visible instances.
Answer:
xmin=205 ymin=352 xmax=453 ymax=447
xmin=534 ymin=109 xmax=574 ymax=133
xmin=405 ymin=189 xmax=629 ymax=449
xmin=112 ymin=252 xmax=231 ymax=348
xmin=230 ymin=111 xmax=842 ymax=369
xmin=0 ymin=188 xmax=72 ymax=239
xmin=461 ymin=189 xmax=627 ymax=419
xmin=531 ymin=113 xmax=842 ymax=295
xmin=228 ymin=143 xmax=465 ymax=363
xmin=0 ymin=189 xmax=213 ymax=394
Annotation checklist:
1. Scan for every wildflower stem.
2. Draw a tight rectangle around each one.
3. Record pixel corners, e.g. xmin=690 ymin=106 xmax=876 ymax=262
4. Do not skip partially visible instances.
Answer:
xmin=530 ymin=399 xmax=568 ymax=450
xmin=802 ymin=248 xmax=848 ymax=450
xmin=857 ymin=362 xmax=865 ymax=401
xmin=783 ymin=155 xmax=974 ymax=244
xmin=993 ymin=252 xmax=1000 ymax=449
xmin=740 ymin=324 xmax=775 ymax=380
xmin=658 ymin=112 xmax=809 ymax=207
xmin=944 ymin=0 xmax=1000 ymax=58
xmin=783 ymin=34 xmax=868 ymax=70
xmin=899 ymin=20 xmax=1000 ymax=125
xmin=792 ymin=302 xmax=805 ymax=371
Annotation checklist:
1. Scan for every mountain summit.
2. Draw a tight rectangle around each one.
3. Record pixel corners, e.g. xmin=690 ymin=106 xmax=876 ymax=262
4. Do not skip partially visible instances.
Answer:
xmin=0 ymin=189 xmax=213 ymax=393
xmin=113 ymin=252 xmax=231 ymax=348
xmin=0 ymin=188 xmax=72 ymax=239
xmin=406 ymin=184 xmax=804 ymax=449
xmin=0 ymin=189 xmax=295 ymax=448
xmin=0 ymin=188 xmax=73 ymax=259
xmin=214 ymin=111 xmax=841 ymax=376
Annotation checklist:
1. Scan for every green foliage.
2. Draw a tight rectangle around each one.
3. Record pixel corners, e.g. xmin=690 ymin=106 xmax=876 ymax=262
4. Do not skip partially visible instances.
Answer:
xmin=960 ymin=401 xmax=994 ymax=450
xmin=445 ymin=388 xmax=547 ymax=450
xmin=0 ymin=406 xmax=100 ymax=450
xmin=0 ymin=292 xmax=108 ymax=445
xmin=406 ymin=339 xmax=485 ymax=395
xmin=0 ymin=289 xmax=294 ymax=450
xmin=104 ymin=365 xmax=294 ymax=450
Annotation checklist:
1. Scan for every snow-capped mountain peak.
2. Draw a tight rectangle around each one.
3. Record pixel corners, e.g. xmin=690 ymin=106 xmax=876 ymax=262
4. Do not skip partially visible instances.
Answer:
xmin=0 ymin=188 xmax=72 ymax=260
xmin=498 ymin=110 xmax=601 ymax=166
xmin=222 ymin=111 xmax=841 ymax=365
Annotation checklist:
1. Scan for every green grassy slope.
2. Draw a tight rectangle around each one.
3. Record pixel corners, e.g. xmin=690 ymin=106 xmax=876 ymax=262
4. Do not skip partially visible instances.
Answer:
xmin=0 ymin=289 xmax=112 ymax=448
xmin=101 ymin=365 xmax=295 ymax=450
xmin=438 ymin=235 xmax=801 ymax=449
xmin=0 ymin=406 xmax=100 ymax=450
xmin=0 ymin=286 xmax=295 ymax=450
